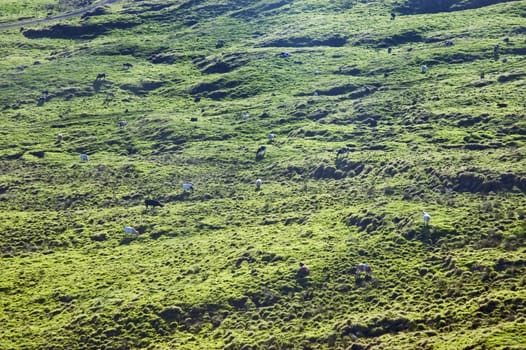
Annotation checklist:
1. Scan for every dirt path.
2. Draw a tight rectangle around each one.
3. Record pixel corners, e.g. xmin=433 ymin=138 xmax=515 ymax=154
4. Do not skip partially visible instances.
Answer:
xmin=0 ymin=0 xmax=120 ymax=31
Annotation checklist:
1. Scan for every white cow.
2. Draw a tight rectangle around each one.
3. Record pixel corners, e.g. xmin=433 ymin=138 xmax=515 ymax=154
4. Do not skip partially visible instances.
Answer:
xmin=421 ymin=64 xmax=428 ymax=73
xmin=422 ymin=211 xmax=431 ymax=227
xmin=182 ymin=183 xmax=194 ymax=192
xmin=80 ymin=154 xmax=89 ymax=161
xmin=124 ymin=226 xmax=139 ymax=234
xmin=255 ymin=178 xmax=262 ymax=190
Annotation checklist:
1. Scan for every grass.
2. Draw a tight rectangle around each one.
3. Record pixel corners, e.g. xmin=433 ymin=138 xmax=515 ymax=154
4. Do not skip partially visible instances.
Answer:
xmin=0 ymin=0 xmax=525 ymax=349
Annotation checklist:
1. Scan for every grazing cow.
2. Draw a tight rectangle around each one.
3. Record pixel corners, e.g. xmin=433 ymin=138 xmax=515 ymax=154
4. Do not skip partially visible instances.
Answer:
xmin=387 ymin=47 xmax=392 ymax=54
xmin=57 ymin=133 xmax=63 ymax=142
xmin=279 ymin=52 xmax=291 ymax=58
xmin=124 ymin=226 xmax=139 ymax=234
xmin=268 ymin=133 xmax=276 ymax=142
xmin=421 ymin=64 xmax=428 ymax=73
xmin=256 ymin=145 xmax=266 ymax=160
xmin=502 ymin=57 xmax=508 ymax=63
xmin=241 ymin=113 xmax=249 ymax=120
xmin=314 ymin=69 xmax=320 ymax=75
xmin=182 ymin=183 xmax=194 ymax=192
xmin=96 ymin=73 xmax=106 ymax=80
xmin=145 ymin=199 xmax=163 ymax=209
xmin=390 ymin=12 xmax=396 ymax=20
xmin=298 ymin=262 xmax=310 ymax=276
xmin=407 ymin=47 xmax=413 ymax=52
xmin=80 ymin=154 xmax=89 ymax=161
xmin=337 ymin=147 xmax=350 ymax=157
xmin=216 ymin=39 xmax=225 ymax=48
xmin=444 ymin=40 xmax=454 ymax=47
xmin=255 ymin=178 xmax=262 ymax=191
xmin=493 ymin=44 xmax=500 ymax=59
xmin=118 ymin=120 xmax=127 ymax=128
xmin=422 ymin=211 xmax=431 ymax=227
xmin=503 ymin=37 xmax=510 ymax=43
xmin=190 ymin=117 xmax=198 ymax=122
xmin=123 ymin=63 xmax=133 ymax=69
xmin=356 ymin=263 xmax=372 ymax=277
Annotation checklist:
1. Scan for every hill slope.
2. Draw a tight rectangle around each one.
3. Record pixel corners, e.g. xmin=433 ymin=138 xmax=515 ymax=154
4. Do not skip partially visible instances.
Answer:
xmin=0 ymin=0 xmax=525 ymax=349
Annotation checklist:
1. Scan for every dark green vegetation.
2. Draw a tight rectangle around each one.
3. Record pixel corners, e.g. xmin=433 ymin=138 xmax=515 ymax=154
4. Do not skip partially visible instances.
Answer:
xmin=1 ymin=0 xmax=525 ymax=349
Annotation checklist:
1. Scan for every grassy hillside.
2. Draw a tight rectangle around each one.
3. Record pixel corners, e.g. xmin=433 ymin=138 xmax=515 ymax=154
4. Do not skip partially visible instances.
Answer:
xmin=0 ymin=0 xmax=525 ymax=349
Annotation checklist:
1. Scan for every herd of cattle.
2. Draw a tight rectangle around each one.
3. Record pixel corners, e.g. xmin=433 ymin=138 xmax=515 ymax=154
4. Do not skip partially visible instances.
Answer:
xmin=45 ymin=20 xmax=462 ymax=280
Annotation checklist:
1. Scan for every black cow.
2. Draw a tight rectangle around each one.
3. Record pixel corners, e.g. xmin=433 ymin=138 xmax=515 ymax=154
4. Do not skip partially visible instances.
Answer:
xmin=216 ymin=39 xmax=225 ymax=48
xmin=256 ymin=145 xmax=266 ymax=160
xmin=145 ymin=199 xmax=163 ymax=209
xmin=337 ymin=147 xmax=350 ymax=157
xmin=96 ymin=73 xmax=106 ymax=80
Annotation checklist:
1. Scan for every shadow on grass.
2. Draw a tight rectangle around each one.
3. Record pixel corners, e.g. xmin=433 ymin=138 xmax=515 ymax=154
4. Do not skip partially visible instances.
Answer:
xmin=403 ymin=225 xmax=457 ymax=245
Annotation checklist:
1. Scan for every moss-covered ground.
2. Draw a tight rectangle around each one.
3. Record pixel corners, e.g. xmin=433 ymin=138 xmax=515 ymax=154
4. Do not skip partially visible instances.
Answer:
xmin=0 ymin=0 xmax=525 ymax=349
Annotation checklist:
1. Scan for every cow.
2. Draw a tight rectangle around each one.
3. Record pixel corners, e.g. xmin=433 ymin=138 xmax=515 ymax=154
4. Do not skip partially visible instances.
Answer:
xmin=256 ymin=145 xmax=266 ymax=160
xmin=182 ymin=183 xmax=194 ymax=192
xmin=145 ymin=199 xmax=163 ymax=209
xmin=422 ymin=211 xmax=431 ymax=227
xmin=356 ymin=263 xmax=372 ymax=277
xmin=124 ymin=226 xmax=139 ymax=234
xmin=298 ymin=262 xmax=310 ymax=276
xmin=337 ymin=147 xmax=350 ymax=157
